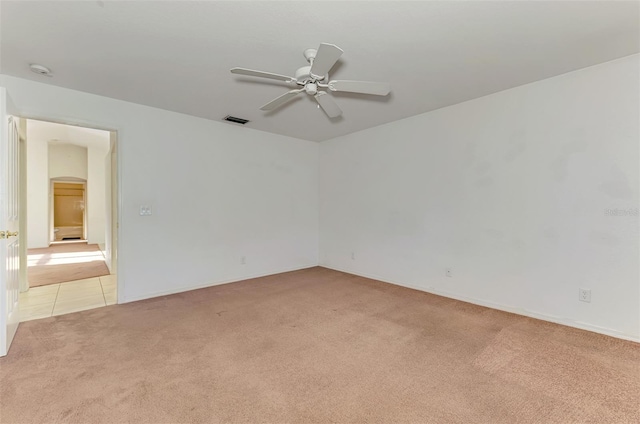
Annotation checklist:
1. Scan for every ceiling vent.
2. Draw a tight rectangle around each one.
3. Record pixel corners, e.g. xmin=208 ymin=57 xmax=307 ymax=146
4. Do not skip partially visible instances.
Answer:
xmin=223 ymin=115 xmax=250 ymax=125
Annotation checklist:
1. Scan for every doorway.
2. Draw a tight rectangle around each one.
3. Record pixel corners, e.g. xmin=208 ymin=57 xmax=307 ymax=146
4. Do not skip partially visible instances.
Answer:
xmin=19 ymin=118 xmax=119 ymax=320
xmin=52 ymin=181 xmax=86 ymax=242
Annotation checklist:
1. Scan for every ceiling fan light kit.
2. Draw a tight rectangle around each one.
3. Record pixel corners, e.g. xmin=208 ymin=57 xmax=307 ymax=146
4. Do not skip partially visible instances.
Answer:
xmin=230 ymin=43 xmax=391 ymax=119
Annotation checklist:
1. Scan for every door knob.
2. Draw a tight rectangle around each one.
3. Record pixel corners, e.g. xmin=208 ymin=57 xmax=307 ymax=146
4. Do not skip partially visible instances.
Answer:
xmin=0 ymin=231 xmax=18 ymax=239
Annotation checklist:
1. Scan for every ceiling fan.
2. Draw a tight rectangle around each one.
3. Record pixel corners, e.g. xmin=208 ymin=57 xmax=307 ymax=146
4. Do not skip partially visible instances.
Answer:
xmin=230 ymin=43 xmax=391 ymax=118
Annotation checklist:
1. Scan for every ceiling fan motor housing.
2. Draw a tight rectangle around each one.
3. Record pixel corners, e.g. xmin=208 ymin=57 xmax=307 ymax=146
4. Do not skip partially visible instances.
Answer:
xmin=295 ymin=66 xmax=328 ymax=84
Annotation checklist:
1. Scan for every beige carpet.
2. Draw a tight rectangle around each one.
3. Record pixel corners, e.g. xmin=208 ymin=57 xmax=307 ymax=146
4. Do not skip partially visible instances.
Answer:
xmin=1 ymin=267 xmax=638 ymax=423
xmin=28 ymin=242 xmax=110 ymax=287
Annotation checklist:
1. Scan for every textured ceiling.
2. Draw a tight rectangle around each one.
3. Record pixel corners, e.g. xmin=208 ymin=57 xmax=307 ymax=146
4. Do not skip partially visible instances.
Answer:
xmin=1 ymin=1 xmax=638 ymax=142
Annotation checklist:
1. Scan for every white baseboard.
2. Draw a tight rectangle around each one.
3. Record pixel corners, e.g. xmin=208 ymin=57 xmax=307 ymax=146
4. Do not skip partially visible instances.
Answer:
xmin=120 ymin=263 xmax=319 ymax=304
xmin=321 ymin=264 xmax=640 ymax=344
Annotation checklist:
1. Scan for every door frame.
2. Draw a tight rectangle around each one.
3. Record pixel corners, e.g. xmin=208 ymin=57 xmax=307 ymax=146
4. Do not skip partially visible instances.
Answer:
xmin=19 ymin=116 xmax=121 ymax=300
xmin=18 ymin=119 xmax=27 ymax=293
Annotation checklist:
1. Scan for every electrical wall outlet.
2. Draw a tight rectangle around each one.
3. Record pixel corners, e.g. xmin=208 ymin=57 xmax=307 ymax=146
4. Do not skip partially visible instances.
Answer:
xmin=579 ymin=288 xmax=591 ymax=303
xmin=241 ymin=256 xmax=246 ymax=265
xmin=351 ymin=252 xmax=355 ymax=260
xmin=446 ymin=268 xmax=453 ymax=278
xmin=139 ymin=205 xmax=152 ymax=216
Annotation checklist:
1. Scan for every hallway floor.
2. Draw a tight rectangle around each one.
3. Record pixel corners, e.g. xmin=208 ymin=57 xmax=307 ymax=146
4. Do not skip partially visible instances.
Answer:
xmin=27 ymin=241 xmax=110 ymax=287
xmin=19 ymin=275 xmax=117 ymax=321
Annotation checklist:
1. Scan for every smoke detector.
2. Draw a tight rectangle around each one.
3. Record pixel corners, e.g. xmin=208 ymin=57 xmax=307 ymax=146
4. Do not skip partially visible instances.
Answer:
xmin=30 ymin=64 xmax=52 ymax=77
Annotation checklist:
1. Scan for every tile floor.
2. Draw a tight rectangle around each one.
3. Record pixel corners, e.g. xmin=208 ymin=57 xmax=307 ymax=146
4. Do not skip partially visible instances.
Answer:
xmin=19 ymin=275 xmax=117 ymax=322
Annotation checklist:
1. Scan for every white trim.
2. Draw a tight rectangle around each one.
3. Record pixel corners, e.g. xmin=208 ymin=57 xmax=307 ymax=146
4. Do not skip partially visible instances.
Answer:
xmin=18 ymin=119 xmax=28 ymax=293
xmin=320 ymin=264 xmax=640 ymax=344
xmin=122 ymin=264 xmax=319 ymax=304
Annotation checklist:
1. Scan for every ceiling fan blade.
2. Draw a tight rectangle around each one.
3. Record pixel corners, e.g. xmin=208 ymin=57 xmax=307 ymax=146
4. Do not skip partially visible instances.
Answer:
xmin=231 ymin=67 xmax=295 ymax=83
xmin=328 ymin=80 xmax=391 ymax=96
xmin=310 ymin=43 xmax=343 ymax=78
xmin=314 ymin=92 xmax=343 ymax=118
xmin=260 ymin=89 xmax=304 ymax=111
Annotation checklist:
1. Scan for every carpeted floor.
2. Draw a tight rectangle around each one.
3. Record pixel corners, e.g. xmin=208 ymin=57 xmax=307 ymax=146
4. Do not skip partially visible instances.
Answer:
xmin=27 ymin=242 xmax=110 ymax=287
xmin=1 ymin=267 xmax=638 ymax=423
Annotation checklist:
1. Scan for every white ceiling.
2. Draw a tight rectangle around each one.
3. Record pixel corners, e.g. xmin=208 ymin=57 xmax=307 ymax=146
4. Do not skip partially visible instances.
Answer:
xmin=27 ymin=119 xmax=110 ymax=150
xmin=1 ymin=1 xmax=638 ymax=142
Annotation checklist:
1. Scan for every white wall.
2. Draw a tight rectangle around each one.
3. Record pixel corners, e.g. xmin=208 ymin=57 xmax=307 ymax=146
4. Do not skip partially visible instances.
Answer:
xmin=1 ymin=75 xmax=319 ymax=302
xmin=25 ymin=129 xmax=48 ymax=248
xmin=86 ymin=142 xmax=109 ymax=245
xmin=320 ymin=55 xmax=639 ymax=341
xmin=48 ymin=143 xmax=87 ymax=179
xmin=104 ymin=141 xmax=112 ymax=270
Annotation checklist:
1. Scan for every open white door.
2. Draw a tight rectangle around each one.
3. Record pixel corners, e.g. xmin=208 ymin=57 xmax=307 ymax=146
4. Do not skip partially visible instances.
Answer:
xmin=0 ymin=87 xmax=20 ymax=357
